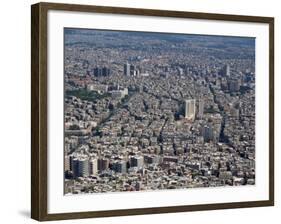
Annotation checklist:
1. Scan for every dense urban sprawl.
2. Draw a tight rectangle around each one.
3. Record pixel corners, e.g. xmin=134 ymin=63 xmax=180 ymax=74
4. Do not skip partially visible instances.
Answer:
xmin=64 ymin=29 xmax=255 ymax=194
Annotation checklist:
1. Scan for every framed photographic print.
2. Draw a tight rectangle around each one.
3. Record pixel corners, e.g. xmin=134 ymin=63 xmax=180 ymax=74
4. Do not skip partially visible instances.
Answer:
xmin=31 ymin=2 xmax=274 ymax=221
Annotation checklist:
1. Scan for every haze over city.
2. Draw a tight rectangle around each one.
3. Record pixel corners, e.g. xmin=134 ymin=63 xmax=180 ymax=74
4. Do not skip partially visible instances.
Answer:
xmin=64 ymin=28 xmax=255 ymax=194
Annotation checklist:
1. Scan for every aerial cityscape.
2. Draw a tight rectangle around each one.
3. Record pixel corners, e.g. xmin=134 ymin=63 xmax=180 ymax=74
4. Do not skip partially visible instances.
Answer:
xmin=64 ymin=28 xmax=255 ymax=195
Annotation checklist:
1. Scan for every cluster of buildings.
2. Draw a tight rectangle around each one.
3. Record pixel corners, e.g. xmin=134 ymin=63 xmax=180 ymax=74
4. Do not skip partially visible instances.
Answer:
xmin=64 ymin=29 xmax=255 ymax=194
xmin=124 ymin=62 xmax=149 ymax=77
xmin=91 ymin=66 xmax=111 ymax=77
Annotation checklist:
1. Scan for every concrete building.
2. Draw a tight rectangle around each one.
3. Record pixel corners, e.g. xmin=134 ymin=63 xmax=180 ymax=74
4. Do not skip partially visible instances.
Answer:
xmin=130 ymin=156 xmax=144 ymax=169
xmin=72 ymin=157 xmax=89 ymax=177
xmin=201 ymin=125 xmax=214 ymax=142
xmin=112 ymin=160 xmax=127 ymax=173
xmin=228 ymin=79 xmax=241 ymax=92
xmin=221 ymin=64 xmax=230 ymax=77
xmin=185 ymin=99 xmax=196 ymax=121
xmin=198 ymin=99 xmax=204 ymax=119
xmin=124 ymin=63 xmax=130 ymax=76
xmin=64 ymin=155 xmax=71 ymax=172
xmin=110 ymin=88 xmax=128 ymax=99
xmin=130 ymin=64 xmax=136 ymax=76
xmin=144 ymin=155 xmax=159 ymax=164
xmin=98 ymin=158 xmax=109 ymax=171
xmin=89 ymin=158 xmax=98 ymax=175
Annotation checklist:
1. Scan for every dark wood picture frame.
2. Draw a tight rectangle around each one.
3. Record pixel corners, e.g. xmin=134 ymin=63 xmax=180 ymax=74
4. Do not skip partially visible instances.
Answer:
xmin=31 ymin=2 xmax=274 ymax=221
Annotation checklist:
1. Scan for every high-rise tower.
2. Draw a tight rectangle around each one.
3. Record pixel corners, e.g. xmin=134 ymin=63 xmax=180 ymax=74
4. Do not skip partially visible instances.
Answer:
xmin=124 ymin=63 xmax=130 ymax=76
xmin=198 ymin=99 xmax=204 ymax=119
xmin=185 ymin=99 xmax=196 ymax=121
